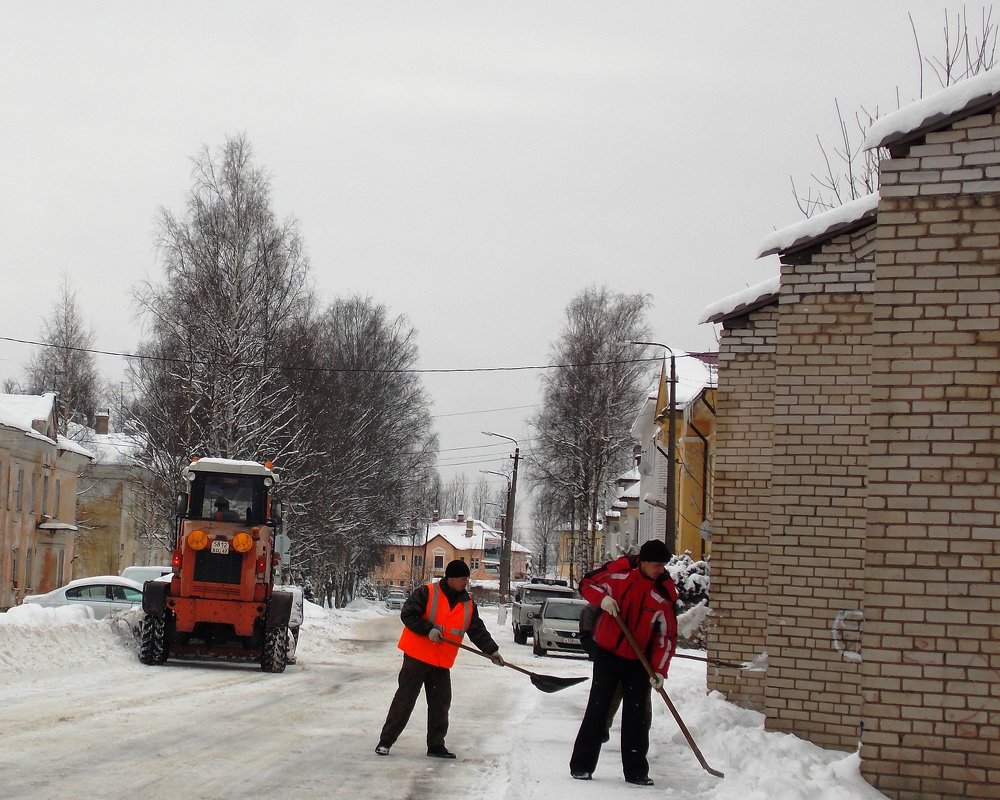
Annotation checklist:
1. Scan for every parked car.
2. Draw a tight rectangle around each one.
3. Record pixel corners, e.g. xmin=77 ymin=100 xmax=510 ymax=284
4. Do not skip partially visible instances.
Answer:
xmin=22 ymin=575 xmax=144 ymax=619
xmin=120 ymin=565 xmax=172 ymax=584
xmin=511 ymin=580 xmax=577 ymax=644
xmin=385 ymin=589 xmax=407 ymax=610
xmin=531 ymin=598 xmax=589 ymax=657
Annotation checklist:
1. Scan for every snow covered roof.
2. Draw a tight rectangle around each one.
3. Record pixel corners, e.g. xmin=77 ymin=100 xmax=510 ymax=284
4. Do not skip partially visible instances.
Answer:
xmin=699 ymin=275 xmax=781 ymax=324
xmin=0 ymin=392 xmax=56 ymax=437
xmin=865 ymin=67 xmax=1000 ymax=150
xmin=87 ymin=431 xmax=145 ymax=465
xmin=66 ymin=422 xmax=145 ymax=466
xmin=184 ymin=457 xmax=279 ymax=480
xmin=757 ymin=193 xmax=879 ymax=258
xmin=0 ymin=392 xmax=94 ymax=460
xmin=629 ymin=349 xmax=716 ymax=439
xmin=389 ymin=517 xmax=531 ymax=553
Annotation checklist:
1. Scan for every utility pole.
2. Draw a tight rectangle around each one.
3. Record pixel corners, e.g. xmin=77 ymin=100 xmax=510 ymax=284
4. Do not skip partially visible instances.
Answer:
xmin=630 ymin=341 xmax=677 ymax=548
xmin=483 ymin=431 xmax=519 ymax=601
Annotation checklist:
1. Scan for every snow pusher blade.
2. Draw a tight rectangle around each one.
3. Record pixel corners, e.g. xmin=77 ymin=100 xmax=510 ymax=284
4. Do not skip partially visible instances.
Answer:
xmin=458 ymin=644 xmax=588 ymax=693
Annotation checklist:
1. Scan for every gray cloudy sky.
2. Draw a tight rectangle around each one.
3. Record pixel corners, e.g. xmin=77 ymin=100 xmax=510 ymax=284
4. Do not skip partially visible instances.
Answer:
xmin=0 ymin=1 xmax=967 ymax=492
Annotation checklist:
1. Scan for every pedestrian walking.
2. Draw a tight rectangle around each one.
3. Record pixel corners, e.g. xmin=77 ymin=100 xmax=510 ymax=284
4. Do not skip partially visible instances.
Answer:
xmin=376 ymin=559 xmax=505 ymax=759
xmin=569 ymin=539 xmax=678 ymax=786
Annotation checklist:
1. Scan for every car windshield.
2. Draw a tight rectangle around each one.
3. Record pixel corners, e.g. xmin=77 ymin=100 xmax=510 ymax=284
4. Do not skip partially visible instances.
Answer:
xmin=544 ymin=603 xmax=584 ymax=621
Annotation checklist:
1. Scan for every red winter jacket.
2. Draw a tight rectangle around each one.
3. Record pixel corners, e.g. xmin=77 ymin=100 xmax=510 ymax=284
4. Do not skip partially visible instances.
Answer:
xmin=580 ymin=555 xmax=678 ymax=675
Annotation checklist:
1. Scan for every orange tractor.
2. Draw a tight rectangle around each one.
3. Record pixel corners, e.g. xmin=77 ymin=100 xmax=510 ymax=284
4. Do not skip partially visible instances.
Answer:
xmin=138 ymin=457 xmax=293 ymax=672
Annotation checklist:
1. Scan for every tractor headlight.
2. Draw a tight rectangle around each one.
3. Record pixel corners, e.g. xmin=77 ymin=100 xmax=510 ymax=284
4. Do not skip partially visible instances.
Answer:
xmin=232 ymin=532 xmax=254 ymax=553
xmin=187 ymin=529 xmax=209 ymax=551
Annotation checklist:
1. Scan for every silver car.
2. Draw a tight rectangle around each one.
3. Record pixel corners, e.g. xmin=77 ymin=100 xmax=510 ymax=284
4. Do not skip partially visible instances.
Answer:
xmin=532 ymin=598 xmax=589 ymax=657
xmin=385 ymin=589 xmax=407 ymax=610
xmin=21 ymin=575 xmax=144 ymax=619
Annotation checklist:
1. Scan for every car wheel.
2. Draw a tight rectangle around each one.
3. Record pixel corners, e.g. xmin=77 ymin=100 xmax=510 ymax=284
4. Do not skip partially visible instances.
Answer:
xmin=513 ymin=626 xmax=527 ymax=645
xmin=533 ymin=638 xmax=545 ymax=657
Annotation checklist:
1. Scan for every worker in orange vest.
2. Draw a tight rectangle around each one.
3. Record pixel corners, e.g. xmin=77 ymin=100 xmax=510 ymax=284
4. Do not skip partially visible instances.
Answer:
xmin=375 ymin=559 xmax=505 ymax=759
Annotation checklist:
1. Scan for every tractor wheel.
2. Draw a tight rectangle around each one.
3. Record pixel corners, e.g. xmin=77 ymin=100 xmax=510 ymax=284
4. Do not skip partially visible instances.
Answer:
xmin=513 ymin=626 xmax=528 ymax=645
xmin=261 ymin=626 xmax=288 ymax=673
xmin=139 ymin=613 xmax=169 ymax=665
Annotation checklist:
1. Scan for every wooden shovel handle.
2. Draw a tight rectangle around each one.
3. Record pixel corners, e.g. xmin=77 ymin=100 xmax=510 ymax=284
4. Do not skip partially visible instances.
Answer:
xmin=611 ymin=614 xmax=724 ymax=778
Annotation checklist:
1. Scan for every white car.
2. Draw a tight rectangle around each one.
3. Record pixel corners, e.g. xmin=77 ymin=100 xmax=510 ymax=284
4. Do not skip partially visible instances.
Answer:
xmin=385 ymin=590 xmax=407 ymax=610
xmin=22 ymin=575 xmax=144 ymax=619
xmin=120 ymin=565 xmax=173 ymax=584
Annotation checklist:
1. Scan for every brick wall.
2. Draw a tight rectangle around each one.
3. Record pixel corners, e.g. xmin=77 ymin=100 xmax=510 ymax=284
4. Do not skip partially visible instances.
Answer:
xmin=861 ymin=110 xmax=1000 ymax=800
xmin=766 ymin=225 xmax=875 ymax=749
xmin=707 ymin=306 xmax=777 ymax=709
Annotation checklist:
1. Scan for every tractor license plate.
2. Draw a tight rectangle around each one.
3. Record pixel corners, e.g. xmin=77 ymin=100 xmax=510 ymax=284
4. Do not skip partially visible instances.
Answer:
xmin=211 ymin=540 xmax=230 ymax=555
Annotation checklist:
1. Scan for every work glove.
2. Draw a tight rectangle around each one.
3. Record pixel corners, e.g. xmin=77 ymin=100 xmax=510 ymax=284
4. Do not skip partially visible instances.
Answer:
xmin=428 ymin=627 xmax=444 ymax=643
xmin=600 ymin=595 xmax=619 ymax=617
xmin=489 ymin=651 xmax=505 ymax=667
xmin=649 ymin=673 xmax=665 ymax=691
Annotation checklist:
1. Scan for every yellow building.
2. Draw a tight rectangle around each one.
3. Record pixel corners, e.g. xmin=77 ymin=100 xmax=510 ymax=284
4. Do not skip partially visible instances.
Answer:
xmin=631 ymin=353 xmax=717 ymax=560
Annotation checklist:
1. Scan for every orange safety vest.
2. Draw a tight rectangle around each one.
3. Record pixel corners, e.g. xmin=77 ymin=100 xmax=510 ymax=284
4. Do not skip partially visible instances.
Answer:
xmin=398 ymin=582 xmax=474 ymax=668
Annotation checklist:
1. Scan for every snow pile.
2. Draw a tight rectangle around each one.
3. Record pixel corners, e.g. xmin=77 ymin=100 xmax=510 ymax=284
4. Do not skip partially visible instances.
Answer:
xmin=0 ymin=604 xmax=135 ymax=675
xmin=0 ymin=597 xmax=890 ymax=798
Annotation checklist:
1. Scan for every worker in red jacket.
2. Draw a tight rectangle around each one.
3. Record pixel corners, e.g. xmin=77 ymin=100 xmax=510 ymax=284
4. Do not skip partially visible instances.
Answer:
xmin=569 ymin=539 xmax=678 ymax=787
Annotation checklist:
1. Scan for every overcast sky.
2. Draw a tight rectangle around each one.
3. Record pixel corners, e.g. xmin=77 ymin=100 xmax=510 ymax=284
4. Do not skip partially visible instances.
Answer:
xmin=0 ymin=1 xmax=974 ymax=495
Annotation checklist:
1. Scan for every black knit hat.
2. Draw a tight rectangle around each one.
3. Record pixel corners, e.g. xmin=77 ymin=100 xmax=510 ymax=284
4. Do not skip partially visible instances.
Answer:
xmin=445 ymin=559 xmax=471 ymax=578
xmin=638 ymin=539 xmax=671 ymax=563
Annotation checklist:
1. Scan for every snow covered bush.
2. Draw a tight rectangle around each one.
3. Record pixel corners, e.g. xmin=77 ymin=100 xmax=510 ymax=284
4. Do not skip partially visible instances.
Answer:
xmin=667 ymin=552 xmax=710 ymax=649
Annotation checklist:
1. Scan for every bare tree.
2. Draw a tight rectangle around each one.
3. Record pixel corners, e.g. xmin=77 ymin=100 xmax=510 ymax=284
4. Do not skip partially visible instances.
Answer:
xmin=438 ymin=473 xmax=470 ymax=519
xmin=529 ymin=485 xmax=564 ymax=576
xmin=793 ymin=7 xmax=998 ymax=216
xmin=127 ymin=134 xmax=313 ymax=544
xmin=528 ymin=286 xmax=652 ymax=576
xmin=287 ymin=296 xmax=437 ymax=607
xmin=23 ymin=275 xmax=101 ymax=433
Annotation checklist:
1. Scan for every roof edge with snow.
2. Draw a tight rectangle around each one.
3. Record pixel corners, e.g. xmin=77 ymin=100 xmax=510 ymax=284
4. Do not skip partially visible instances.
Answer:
xmin=865 ymin=67 xmax=1000 ymax=150
xmin=699 ymin=275 xmax=781 ymax=325
xmin=756 ymin=192 xmax=879 ymax=258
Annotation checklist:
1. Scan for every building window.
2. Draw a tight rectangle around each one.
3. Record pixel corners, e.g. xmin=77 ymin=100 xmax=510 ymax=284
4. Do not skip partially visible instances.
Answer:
xmin=53 ymin=479 xmax=60 ymax=517
xmin=414 ymin=555 xmax=424 ymax=567
xmin=471 ymin=557 xmax=480 ymax=570
xmin=389 ymin=553 xmax=395 ymax=563
xmin=15 ymin=467 xmax=23 ymax=512
xmin=11 ymin=548 xmax=18 ymax=588
xmin=400 ymin=553 xmax=405 ymax=562
xmin=42 ymin=475 xmax=50 ymax=516
xmin=433 ymin=553 xmax=444 ymax=570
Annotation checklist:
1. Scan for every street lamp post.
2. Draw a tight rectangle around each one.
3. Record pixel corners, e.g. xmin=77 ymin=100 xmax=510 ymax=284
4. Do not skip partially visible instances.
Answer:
xmin=629 ymin=341 xmax=677 ymax=548
xmin=482 ymin=431 xmax=519 ymax=601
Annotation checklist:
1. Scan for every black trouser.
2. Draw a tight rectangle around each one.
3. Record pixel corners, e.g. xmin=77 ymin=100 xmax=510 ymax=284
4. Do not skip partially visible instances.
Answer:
xmin=379 ymin=654 xmax=452 ymax=748
xmin=570 ymin=647 xmax=652 ymax=781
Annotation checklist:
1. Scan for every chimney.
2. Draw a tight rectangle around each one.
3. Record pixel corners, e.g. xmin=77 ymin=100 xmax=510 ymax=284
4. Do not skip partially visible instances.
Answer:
xmin=456 ymin=511 xmax=465 ymax=523
xmin=95 ymin=408 xmax=110 ymax=435
xmin=465 ymin=520 xmax=474 ymax=538
xmin=432 ymin=509 xmax=439 ymax=522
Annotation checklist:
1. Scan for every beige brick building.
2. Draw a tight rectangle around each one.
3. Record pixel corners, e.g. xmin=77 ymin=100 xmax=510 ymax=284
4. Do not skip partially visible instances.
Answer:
xmin=702 ymin=72 xmax=1000 ymax=799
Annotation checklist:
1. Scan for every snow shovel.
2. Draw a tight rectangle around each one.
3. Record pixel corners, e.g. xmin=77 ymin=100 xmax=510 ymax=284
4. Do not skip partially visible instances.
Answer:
xmin=674 ymin=651 xmax=768 ymax=671
xmin=458 ymin=643 xmax=588 ymax=694
xmin=611 ymin=615 xmax=725 ymax=779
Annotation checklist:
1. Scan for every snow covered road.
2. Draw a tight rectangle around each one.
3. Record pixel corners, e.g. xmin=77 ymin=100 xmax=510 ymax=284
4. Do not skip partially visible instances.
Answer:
xmin=0 ymin=600 xmax=889 ymax=799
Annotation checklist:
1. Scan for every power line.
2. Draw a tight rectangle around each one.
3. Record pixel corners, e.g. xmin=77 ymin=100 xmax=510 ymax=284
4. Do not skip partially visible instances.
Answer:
xmin=431 ymin=404 xmax=539 ymax=419
xmin=0 ymin=334 xmax=710 ymax=375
